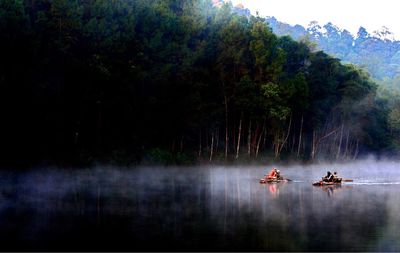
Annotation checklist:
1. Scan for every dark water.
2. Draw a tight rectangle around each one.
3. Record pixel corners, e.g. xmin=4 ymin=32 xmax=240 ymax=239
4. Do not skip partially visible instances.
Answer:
xmin=0 ymin=160 xmax=399 ymax=251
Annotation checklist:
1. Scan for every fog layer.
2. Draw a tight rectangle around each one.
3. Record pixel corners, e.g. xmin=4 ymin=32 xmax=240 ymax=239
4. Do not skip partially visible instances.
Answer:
xmin=0 ymin=159 xmax=399 ymax=251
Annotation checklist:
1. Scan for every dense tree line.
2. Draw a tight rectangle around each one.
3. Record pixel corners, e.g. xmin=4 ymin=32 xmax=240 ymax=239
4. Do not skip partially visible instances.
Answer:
xmin=0 ymin=0 xmax=393 ymax=167
xmin=265 ymin=16 xmax=400 ymax=81
xmin=261 ymin=13 xmax=400 ymax=159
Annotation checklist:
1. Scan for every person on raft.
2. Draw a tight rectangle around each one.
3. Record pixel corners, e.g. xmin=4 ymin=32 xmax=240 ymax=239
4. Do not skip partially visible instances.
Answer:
xmin=266 ymin=167 xmax=278 ymax=179
xmin=276 ymin=170 xmax=282 ymax=180
xmin=265 ymin=168 xmax=283 ymax=180
xmin=332 ymin=171 xmax=342 ymax=183
xmin=322 ymin=171 xmax=334 ymax=182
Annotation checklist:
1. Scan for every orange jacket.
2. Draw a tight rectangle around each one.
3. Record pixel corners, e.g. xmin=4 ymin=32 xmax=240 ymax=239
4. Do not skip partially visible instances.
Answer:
xmin=267 ymin=169 xmax=277 ymax=178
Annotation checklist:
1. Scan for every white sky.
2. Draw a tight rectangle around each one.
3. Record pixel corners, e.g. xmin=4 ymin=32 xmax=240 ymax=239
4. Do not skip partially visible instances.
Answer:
xmin=230 ymin=0 xmax=400 ymax=39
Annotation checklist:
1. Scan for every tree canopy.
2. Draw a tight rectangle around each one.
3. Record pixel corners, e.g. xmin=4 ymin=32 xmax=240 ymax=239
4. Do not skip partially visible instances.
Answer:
xmin=0 ymin=0 xmax=394 ymax=167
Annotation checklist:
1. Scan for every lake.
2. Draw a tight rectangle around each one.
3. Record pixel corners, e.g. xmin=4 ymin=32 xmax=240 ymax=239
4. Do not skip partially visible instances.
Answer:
xmin=0 ymin=159 xmax=399 ymax=251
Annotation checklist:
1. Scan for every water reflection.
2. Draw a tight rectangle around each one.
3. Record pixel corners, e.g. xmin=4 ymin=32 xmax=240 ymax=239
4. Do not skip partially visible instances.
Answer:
xmin=268 ymin=183 xmax=279 ymax=197
xmin=261 ymin=181 xmax=289 ymax=198
xmin=0 ymin=160 xmax=399 ymax=251
xmin=313 ymin=184 xmax=342 ymax=197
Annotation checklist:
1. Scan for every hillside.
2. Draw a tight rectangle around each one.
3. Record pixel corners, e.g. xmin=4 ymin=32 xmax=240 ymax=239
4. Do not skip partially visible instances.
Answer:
xmin=0 ymin=0 xmax=397 ymax=167
xmin=265 ymin=17 xmax=400 ymax=80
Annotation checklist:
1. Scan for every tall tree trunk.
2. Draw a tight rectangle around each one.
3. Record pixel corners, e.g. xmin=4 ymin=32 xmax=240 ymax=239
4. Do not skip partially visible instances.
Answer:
xmin=278 ymin=114 xmax=292 ymax=154
xmin=344 ymin=128 xmax=350 ymax=159
xmin=205 ymin=128 xmax=209 ymax=152
xmin=274 ymin=131 xmax=280 ymax=158
xmin=291 ymin=128 xmax=296 ymax=153
xmin=198 ymin=129 xmax=202 ymax=158
xmin=353 ymin=139 xmax=359 ymax=160
xmin=263 ymin=127 xmax=267 ymax=149
xmin=255 ymin=120 xmax=266 ymax=158
xmin=311 ymin=127 xmax=340 ymax=160
xmin=236 ymin=113 xmax=243 ymax=159
xmin=336 ymin=123 xmax=344 ymax=160
xmin=233 ymin=118 xmax=236 ymax=155
xmin=311 ymin=129 xmax=317 ymax=160
xmin=332 ymin=131 xmax=338 ymax=157
xmin=215 ymin=128 xmax=219 ymax=154
xmin=252 ymin=123 xmax=260 ymax=154
xmin=297 ymin=115 xmax=303 ymax=158
xmin=224 ymin=95 xmax=229 ymax=161
xmin=247 ymin=120 xmax=252 ymax=157
xmin=209 ymin=131 xmax=214 ymax=162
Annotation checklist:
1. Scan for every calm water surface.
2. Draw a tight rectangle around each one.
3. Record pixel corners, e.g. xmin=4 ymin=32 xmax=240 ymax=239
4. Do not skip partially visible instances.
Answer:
xmin=0 ymin=160 xmax=399 ymax=251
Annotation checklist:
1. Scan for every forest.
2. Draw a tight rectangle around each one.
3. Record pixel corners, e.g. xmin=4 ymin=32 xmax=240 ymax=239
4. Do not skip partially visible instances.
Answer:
xmin=0 ymin=0 xmax=397 ymax=167
xmin=265 ymin=16 xmax=400 ymax=81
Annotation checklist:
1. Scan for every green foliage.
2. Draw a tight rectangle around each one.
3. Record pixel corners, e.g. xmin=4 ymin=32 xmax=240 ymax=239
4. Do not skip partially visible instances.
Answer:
xmin=261 ymin=82 xmax=279 ymax=98
xmin=147 ymin=148 xmax=175 ymax=165
xmin=146 ymin=148 xmax=195 ymax=165
xmin=0 ymin=0 xmax=395 ymax=167
xmin=267 ymin=18 xmax=400 ymax=81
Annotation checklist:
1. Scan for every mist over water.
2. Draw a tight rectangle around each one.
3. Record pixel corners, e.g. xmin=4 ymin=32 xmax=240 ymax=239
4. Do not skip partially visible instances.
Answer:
xmin=0 ymin=159 xmax=399 ymax=251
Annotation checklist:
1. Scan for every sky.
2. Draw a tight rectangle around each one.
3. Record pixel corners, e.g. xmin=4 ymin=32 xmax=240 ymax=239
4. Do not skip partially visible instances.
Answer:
xmin=230 ymin=0 xmax=400 ymax=40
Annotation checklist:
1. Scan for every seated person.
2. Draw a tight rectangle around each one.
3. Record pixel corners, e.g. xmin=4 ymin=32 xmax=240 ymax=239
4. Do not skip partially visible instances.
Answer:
xmin=276 ymin=170 xmax=282 ymax=180
xmin=322 ymin=171 xmax=334 ymax=182
xmin=332 ymin=171 xmax=342 ymax=183
xmin=267 ymin=168 xmax=278 ymax=179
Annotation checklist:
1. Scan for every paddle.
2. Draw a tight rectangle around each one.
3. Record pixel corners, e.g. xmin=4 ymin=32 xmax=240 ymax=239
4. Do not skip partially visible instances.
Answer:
xmin=342 ymin=179 xmax=353 ymax=182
